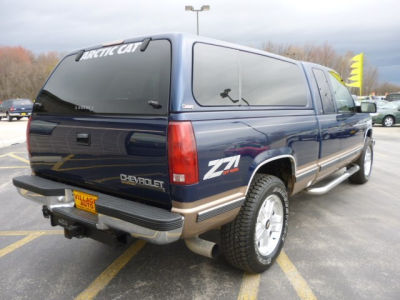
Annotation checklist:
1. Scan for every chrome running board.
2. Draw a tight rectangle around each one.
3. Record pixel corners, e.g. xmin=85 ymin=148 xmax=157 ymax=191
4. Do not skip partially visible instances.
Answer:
xmin=306 ymin=164 xmax=360 ymax=196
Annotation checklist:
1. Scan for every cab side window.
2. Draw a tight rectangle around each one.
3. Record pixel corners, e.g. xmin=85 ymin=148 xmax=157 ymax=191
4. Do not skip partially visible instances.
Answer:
xmin=193 ymin=44 xmax=239 ymax=106
xmin=313 ymin=68 xmax=335 ymax=114
xmin=240 ymin=51 xmax=308 ymax=106
xmin=327 ymin=72 xmax=355 ymax=113
xmin=193 ymin=43 xmax=309 ymax=107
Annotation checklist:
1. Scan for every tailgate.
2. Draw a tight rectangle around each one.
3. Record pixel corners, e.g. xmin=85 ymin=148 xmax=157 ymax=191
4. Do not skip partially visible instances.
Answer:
xmin=30 ymin=116 xmax=170 ymax=208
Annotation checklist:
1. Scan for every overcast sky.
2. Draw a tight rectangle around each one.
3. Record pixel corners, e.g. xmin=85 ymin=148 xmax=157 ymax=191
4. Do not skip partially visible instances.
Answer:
xmin=1 ymin=0 xmax=399 ymax=84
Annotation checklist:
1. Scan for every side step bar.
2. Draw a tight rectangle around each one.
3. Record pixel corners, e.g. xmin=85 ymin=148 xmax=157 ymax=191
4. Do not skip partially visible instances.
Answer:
xmin=306 ymin=164 xmax=360 ymax=196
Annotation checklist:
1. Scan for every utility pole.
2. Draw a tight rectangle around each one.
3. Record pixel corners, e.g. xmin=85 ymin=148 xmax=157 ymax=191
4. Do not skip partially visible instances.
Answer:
xmin=185 ymin=5 xmax=210 ymax=35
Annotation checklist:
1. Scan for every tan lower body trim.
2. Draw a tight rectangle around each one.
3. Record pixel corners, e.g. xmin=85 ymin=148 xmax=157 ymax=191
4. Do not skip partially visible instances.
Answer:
xmin=292 ymin=144 xmax=364 ymax=195
xmin=172 ymin=186 xmax=246 ymax=238
xmin=315 ymin=146 xmax=362 ymax=182
xmin=318 ymin=144 xmax=363 ymax=168
xmin=292 ymin=176 xmax=314 ymax=195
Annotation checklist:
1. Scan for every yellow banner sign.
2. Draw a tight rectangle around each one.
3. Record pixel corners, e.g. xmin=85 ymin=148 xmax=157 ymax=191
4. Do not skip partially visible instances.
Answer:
xmin=346 ymin=53 xmax=364 ymax=95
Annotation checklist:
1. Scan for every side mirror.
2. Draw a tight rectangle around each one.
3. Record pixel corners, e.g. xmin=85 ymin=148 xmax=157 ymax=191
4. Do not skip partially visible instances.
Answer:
xmin=360 ymin=102 xmax=377 ymax=113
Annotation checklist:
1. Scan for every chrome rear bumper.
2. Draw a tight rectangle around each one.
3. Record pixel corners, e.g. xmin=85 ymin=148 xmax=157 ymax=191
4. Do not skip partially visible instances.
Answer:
xmin=14 ymin=176 xmax=183 ymax=245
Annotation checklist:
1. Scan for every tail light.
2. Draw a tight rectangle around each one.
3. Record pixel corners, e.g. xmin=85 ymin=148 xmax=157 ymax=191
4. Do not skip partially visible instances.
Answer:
xmin=10 ymin=106 xmax=15 ymax=111
xmin=26 ymin=116 xmax=32 ymax=156
xmin=168 ymin=121 xmax=199 ymax=185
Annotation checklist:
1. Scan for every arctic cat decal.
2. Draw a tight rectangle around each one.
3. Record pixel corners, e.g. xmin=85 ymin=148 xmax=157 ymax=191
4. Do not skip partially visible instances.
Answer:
xmin=203 ymin=155 xmax=241 ymax=180
xmin=80 ymin=42 xmax=142 ymax=61
xmin=120 ymin=174 xmax=165 ymax=191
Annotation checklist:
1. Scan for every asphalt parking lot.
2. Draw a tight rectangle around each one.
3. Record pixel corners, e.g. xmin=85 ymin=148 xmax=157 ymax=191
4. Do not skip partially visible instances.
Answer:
xmin=0 ymin=118 xmax=27 ymax=148
xmin=0 ymin=125 xmax=399 ymax=300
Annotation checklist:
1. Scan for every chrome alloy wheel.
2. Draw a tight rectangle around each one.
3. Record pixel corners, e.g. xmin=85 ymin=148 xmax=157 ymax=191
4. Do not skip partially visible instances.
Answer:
xmin=364 ymin=146 xmax=372 ymax=177
xmin=384 ymin=116 xmax=394 ymax=127
xmin=255 ymin=194 xmax=284 ymax=256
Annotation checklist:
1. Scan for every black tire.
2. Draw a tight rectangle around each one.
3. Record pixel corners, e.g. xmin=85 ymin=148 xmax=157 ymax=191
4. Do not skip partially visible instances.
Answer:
xmin=16 ymin=117 xmax=22 ymax=120
xmin=220 ymin=174 xmax=289 ymax=273
xmin=382 ymin=115 xmax=394 ymax=127
xmin=349 ymin=137 xmax=373 ymax=184
xmin=7 ymin=113 xmax=12 ymax=122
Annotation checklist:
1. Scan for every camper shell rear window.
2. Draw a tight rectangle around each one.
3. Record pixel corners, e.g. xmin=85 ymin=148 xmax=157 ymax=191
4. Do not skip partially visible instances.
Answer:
xmin=34 ymin=39 xmax=171 ymax=115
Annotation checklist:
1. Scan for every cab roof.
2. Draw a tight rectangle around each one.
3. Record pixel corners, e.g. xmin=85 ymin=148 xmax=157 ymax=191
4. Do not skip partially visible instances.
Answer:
xmin=70 ymin=32 xmax=300 ymax=65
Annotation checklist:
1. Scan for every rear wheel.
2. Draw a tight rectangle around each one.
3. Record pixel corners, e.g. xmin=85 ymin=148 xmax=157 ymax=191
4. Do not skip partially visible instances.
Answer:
xmin=382 ymin=116 xmax=394 ymax=127
xmin=220 ymin=174 xmax=288 ymax=273
xmin=16 ymin=117 xmax=22 ymax=120
xmin=349 ymin=137 xmax=373 ymax=184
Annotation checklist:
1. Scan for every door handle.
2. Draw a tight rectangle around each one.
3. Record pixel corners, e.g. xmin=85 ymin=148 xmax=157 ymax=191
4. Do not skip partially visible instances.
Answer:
xmin=76 ymin=133 xmax=91 ymax=145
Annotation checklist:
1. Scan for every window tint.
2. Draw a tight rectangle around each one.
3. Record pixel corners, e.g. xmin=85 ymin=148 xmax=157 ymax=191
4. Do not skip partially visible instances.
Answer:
xmin=240 ymin=52 xmax=308 ymax=106
xmin=327 ymin=72 xmax=355 ymax=112
xmin=193 ymin=43 xmax=308 ymax=107
xmin=35 ymin=40 xmax=171 ymax=115
xmin=193 ymin=44 xmax=239 ymax=106
xmin=13 ymin=99 xmax=32 ymax=106
xmin=312 ymin=69 xmax=335 ymax=114
xmin=387 ymin=93 xmax=400 ymax=101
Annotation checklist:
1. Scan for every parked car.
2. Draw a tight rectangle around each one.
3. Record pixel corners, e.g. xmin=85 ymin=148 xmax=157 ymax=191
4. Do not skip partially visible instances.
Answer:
xmin=352 ymin=95 xmax=360 ymax=106
xmin=0 ymin=98 xmax=33 ymax=121
xmin=13 ymin=33 xmax=376 ymax=273
xmin=369 ymin=95 xmax=385 ymax=101
xmin=385 ymin=92 xmax=400 ymax=102
xmin=374 ymin=99 xmax=391 ymax=108
xmin=357 ymin=95 xmax=385 ymax=102
xmin=370 ymin=100 xmax=400 ymax=126
xmin=373 ymin=96 xmax=386 ymax=100
xmin=357 ymin=96 xmax=370 ymax=102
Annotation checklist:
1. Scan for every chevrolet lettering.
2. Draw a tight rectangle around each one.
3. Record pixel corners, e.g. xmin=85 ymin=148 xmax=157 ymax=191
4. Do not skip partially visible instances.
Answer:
xmin=13 ymin=33 xmax=376 ymax=273
xmin=120 ymin=174 xmax=165 ymax=191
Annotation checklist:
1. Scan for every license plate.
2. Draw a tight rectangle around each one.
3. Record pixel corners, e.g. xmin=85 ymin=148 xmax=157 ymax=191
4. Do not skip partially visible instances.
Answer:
xmin=21 ymin=113 xmax=26 ymax=116
xmin=73 ymin=190 xmax=98 ymax=214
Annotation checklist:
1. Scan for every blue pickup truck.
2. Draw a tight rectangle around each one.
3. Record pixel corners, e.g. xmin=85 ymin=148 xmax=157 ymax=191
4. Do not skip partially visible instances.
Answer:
xmin=0 ymin=98 xmax=33 ymax=121
xmin=13 ymin=33 xmax=376 ymax=273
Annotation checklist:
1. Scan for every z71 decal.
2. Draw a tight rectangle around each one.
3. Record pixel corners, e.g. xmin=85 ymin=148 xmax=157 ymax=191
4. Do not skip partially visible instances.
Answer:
xmin=203 ymin=155 xmax=241 ymax=180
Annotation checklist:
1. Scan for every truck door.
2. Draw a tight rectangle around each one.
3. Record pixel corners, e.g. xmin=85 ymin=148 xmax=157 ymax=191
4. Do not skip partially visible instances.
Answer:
xmin=326 ymin=71 xmax=365 ymax=152
xmin=312 ymin=68 xmax=342 ymax=158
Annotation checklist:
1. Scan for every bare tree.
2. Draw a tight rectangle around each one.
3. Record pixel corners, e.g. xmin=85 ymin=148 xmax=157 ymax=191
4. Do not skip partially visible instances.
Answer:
xmin=261 ymin=41 xmax=391 ymax=96
xmin=0 ymin=47 xmax=60 ymax=102
xmin=374 ymin=82 xmax=400 ymax=95
xmin=0 ymin=44 xmax=398 ymax=102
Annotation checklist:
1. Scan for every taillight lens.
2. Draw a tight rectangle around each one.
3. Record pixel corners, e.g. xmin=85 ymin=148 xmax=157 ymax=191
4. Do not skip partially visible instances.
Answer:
xmin=26 ymin=116 xmax=32 ymax=156
xmin=10 ymin=106 xmax=15 ymax=111
xmin=168 ymin=121 xmax=199 ymax=185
